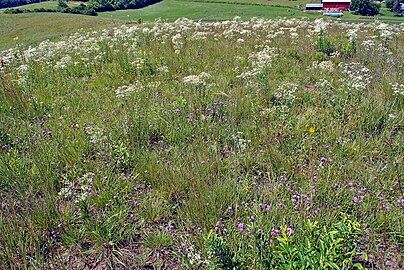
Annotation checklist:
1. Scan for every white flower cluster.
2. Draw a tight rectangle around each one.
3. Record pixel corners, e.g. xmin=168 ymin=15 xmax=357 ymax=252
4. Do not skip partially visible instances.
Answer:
xmin=238 ymin=45 xmax=277 ymax=80
xmin=181 ymin=243 xmax=205 ymax=267
xmin=182 ymin=72 xmax=212 ymax=88
xmin=390 ymin=82 xmax=404 ymax=97
xmin=157 ymin=65 xmax=169 ymax=74
xmin=273 ymin=83 xmax=299 ymax=112
xmin=233 ymin=131 xmax=250 ymax=152
xmin=54 ymin=55 xmax=72 ymax=69
xmin=85 ymin=126 xmax=107 ymax=145
xmin=115 ymin=81 xmax=142 ymax=98
xmin=131 ymin=57 xmax=145 ymax=70
xmin=347 ymin=28 xmax=359 ymax=43
xmin=1 ymin=18 xmax=402 ymax=72
xmin=375 ymin=22 xmax=395 ymax=41
xmin=289 ymin=27 xmax=299 ymax=40
xmin=313 ymin=18 xmax=329 ymax=34
xmin=310 ymin=60 xmax=334 ymax=72
xmin=172 ymin=33 xmax=184 ymax=54
xmin=340 ymin=62 xmax=372 ymax=91
xmin=59 ymin=172 xmax=95 ymax=204
xmin=315 ymin=79 xmax=332 ymax=89
xmin=15 ymin=64 xmax=29 ymax=85
xmin=361 ymin=39 xmax=376 ymax=48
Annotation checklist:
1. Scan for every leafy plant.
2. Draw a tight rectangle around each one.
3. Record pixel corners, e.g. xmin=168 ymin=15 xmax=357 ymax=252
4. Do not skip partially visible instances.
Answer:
xmin=317 ymin=31 xmax=336 ymax=56
xmin=205 ymin=231 xmax=239 ymax=270
xmin=205 ymin=214 xmax=367 ymax=269
xmin=57 ymin=0 xmax=68 ymax=10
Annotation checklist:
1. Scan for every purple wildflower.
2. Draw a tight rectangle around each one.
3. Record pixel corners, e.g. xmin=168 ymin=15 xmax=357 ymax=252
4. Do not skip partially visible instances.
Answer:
xmin=292 ymin=194 xmax=300 ymax=202
xmin=381 ymin=203 xmax=391 ymax=211
xmin=180 ymin=244 xmax=188 ymax=253
xmin=237 ymin=222 xmax=244 ymax=232
xmin=260 ymin=203 xmax=271 ymax=213
xmin=286 ymin=227 xmax=294 ymax=236
xmin=278 ymin=173 xmax=286 ymax=184
xmin=303 ymin=195 xmax=311 ymax=205
xmin=332 ymin=183 xmax=340 ymax=190
xmin=311 ymin=171 xmax=318 ymax=181
xmin=227 ymin=206 xmax=234 ymax=215
xmin=352 ymin=195 xmax=364 ymax=203
xmin=271 ymin=229 xmax=280 ymax=238
xmin=165 ymin=222 xmax=174 ymax=233
xmin=215 ymin=219 xmax=224 ymax=233
xmin=43 ymin=129 xmax=53 ymax=138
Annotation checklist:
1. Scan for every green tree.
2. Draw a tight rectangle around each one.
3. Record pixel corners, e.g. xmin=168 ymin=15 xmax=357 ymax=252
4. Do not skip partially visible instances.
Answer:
xmin=386 ymin=0 xmax=395 ymax=10
xmin=350 ymin=0 xmax=380 ymax=16
xmin=57 ymin=0 xmax=68 ymax=9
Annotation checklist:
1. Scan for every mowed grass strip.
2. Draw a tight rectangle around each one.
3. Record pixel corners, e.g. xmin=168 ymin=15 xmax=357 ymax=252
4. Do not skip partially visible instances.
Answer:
xmin=98 ymin=0 xmax=311 ymax=20
xmin=98 ymin=0 xmax=404 ymax=22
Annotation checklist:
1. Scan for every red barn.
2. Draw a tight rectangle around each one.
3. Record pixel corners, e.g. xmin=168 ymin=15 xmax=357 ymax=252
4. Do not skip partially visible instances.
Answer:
xmin=322 ymin=0 xmax=351 ymax=11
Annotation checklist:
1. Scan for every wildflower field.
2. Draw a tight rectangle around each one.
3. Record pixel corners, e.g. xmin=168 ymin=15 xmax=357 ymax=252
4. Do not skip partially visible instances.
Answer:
xmin=0 ymin=17 xmax=403 ymax=269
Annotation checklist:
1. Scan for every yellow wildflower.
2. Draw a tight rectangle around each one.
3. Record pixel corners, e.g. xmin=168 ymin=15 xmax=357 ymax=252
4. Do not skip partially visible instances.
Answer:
xmin=308 ymin=127 xmax=315 ymax=134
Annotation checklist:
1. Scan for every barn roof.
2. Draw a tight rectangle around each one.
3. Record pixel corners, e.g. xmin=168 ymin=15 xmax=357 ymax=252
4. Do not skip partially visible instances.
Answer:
xmin=322 ymin=0 xmax=351 ymax=2
xmin=306 ymin=3 xmax=323 ymax=7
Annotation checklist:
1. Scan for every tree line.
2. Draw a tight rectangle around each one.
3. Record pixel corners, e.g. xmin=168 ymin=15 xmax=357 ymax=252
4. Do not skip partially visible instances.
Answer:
xmin=0 ymin=0 xmax=47 ymax=8
xmin=349 ymin=0 xmax=402 ymax=16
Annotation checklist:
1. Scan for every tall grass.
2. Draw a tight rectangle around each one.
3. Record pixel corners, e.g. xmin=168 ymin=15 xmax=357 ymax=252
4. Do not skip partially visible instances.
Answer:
xmin=0 ymin=18 xmax=403 ymax=269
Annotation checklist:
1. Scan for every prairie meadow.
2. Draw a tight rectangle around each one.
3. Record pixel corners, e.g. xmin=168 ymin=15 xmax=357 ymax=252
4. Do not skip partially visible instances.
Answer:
xmin=0 ymin=17 xmax=403 ymax=269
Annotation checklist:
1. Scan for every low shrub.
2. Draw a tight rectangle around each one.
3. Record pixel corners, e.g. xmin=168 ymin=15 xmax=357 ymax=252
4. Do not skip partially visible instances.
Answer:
xmin=350 ymin=0 xmax=380 ymax=16
xmin=386 ymin=0 xmax=395 ymax=10
xmin=316 ymin=31 xmax=356 ymax=57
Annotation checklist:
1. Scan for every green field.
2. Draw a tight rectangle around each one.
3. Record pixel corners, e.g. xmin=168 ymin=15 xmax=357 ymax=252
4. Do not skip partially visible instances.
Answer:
xmin=99 ymin=0 xmax=315 ymax=21
xmin=0 ymin=13 xmax=123 ymax=51
xmin=0 ymin=1 xmax=83 ymax=11
xmin=98 ymin=0 xmax=403 ymax=22
xmin=176 ymin=0 xmax=315 ymax=7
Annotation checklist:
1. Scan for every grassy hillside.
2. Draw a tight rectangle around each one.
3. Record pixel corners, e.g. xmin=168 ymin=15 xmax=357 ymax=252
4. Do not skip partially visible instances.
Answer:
xmin=177 ymin=0 xmax=314 ymax=7
xmin=0 ymin=13 xmax=122 ymax=50
xmin=98 ymin=0 xmax=403 ymax=22
xmin=0 ymin=1 xmax=84 ymax=11
xmin=0 ymin=1 xmax=402 ymax=49
xmin=98 ymin=0 xmax=316 ymax=20
xmin=1 ymin=18 xmax=403 ymax=269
